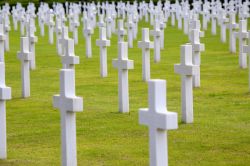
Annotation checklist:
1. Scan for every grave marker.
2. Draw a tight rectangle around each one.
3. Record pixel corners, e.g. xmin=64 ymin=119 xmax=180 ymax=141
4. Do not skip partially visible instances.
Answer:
xmin=139 ymin=79 xmax=178 ymax=166
xmin=112 ymin=42 xmax=134 ymax=113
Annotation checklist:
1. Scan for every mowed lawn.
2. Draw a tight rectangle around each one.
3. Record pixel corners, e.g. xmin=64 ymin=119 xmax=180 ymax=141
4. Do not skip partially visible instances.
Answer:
xmin=0 ymin=17 xmax=249 ymax=166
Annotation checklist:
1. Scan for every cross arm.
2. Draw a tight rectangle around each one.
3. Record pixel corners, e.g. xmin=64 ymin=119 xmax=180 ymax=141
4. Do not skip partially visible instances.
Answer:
xmin=138 ymin=41 xmax=154 ymax=49
xmin=17 ymin=52 xmax=32 ymax=61
xmin=139 ymin=108 xmax=178 ymax=130
xmin=96 ymin=40 xmax=110 ymax=47
xmin=0 ymin=34 xmax=5 ymax=41
xmin=30 ymin=36 xmax=38 ymax=43
xmin=112 ymin=59 xmax=134 ymax=70
xmin=0 ymin=86 xmax=11 ymax=100
xmin=174 ymin=64 xmax=200 ymax=76
xmin=116 ymin=29 xmax=127 ymax=36
xmin=193 ymin=43 xmax=205 ymax=52
xmin=243 ymin=45 xmax=250 ymax=54
xmin=150 ymin=30 xmax=161 ymax=37
xmin=61 ymin=55 xmax=79 ymax=66
xmin=53 ymin=95 xmax=83 ymax=113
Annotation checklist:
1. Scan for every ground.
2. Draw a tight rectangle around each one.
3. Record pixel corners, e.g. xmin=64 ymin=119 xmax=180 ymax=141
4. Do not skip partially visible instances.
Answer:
xmin=0 ymin=17 xmax=249 ymax=166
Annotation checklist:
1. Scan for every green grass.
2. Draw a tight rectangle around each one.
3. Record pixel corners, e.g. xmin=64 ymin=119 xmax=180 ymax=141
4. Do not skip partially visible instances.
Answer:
xmin=0 ymin=17 xmax=249 ymax=166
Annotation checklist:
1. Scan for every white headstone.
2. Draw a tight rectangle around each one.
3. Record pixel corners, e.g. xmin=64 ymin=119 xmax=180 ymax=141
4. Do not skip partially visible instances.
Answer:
xmin=127 ymin=15 xmax=134 ymax=48
xmin=59 ymin=26 xmax=69 ymax=56
xmin=234 ymin=20 xmax=248 ymax=68
xmin=150 ymin=20 xmax=161 ymax=63
xmin=27 ymin=24 xmax=38 ymax=70
xmin=84 ymin=19 xmax=93 ymax=58
xmin=227 ymin=13 xmax=238 ymax=53
xmin=0 ymin=62 xmax=11 ymax=159
xmin=219 ymin=11 xmax=228 ymax=43
xmin=0 ymin=24 xmax=5 ymax=62
xmin=174 ymin=44 xmax=199 ymax=123
xmin=189 ymin=21 xmax=205 ymax=88
xmin=53 ymin=38 xmax=83 ymax=166
xmin=96 ymin=27 xmax=110 ymax=77
xmin=112 ymin=42 xmax=134 ymax=113
xmin=17 ymin=37 xmax=31 ymax=98
xmin=48 ymin=12 xmax=55 ymax=44
xmin=116 ymin=19 xmax=127 ymax=42
xmin=138 ymin=28 xmax=154 ymax=81
xmin=243 ymin=32 xmax=250 ymax=91
xmin=139 ymin=79 xmax=178 ymax=166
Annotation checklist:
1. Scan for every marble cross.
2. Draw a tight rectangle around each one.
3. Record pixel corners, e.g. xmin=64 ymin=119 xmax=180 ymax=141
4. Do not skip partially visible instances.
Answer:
xmin=53 ymin=38 xmax=83 ymax=166
xmin=96 ymin=27 xmax=110 ymax=77
xmin=150 ymin=20 xmax=161 ymax=63
xmin=234 ymin=20 xmax=248 ymax=68
xmin=139 ymin=79 xmax=178 ymax=166
xmin=84 ymin=19 xmax=93 ymax=58
xmin=0 ymin=24 xmax=5 ymax=62
xmin=97 ymin=14 xmax=106 ymax=28
xmin=160 ymin=20 xmax=166 ymax=50
xmin=48 ymin=12 xmax=55 ymax=44
xmin=174 ymin=44 xmax=199 ymax=123
xmin=211 ymin=12 xmax=217 ymax=35
xmin=3 ymin=21 xmax=10 ymax=52
xmin=27 ymin=23 xmax=38 ymax=70
xmin=243 ymin=32 xmax=250 ymax=91
xmin=219 ymin=11 xmax=228 ymax=43
xmin=227 ymin=13 xmax=239 ymax=53
xmin=116 ymin=19 xmax=127 ymax=42
xmin=189 ymin=21 xmax=205 ymax=88
xmin=127 ymin=14 xmax=134 ymax=48
xmin=106 ymin=11 xmax=113 ymax=39
xmin=72 ymin=17 xmax=79 ymax=45
xmin=59 ymin=26 xmax=69 ymax=56
xmin=0 ymin=62 xmax=11 ymax=159
xmin=61 ymin=38 xmax=79 ymax=69
xmin=112 ymin=42 xmax=134 ymax=113
xmin=17 ymin=37 xmax=32 ymax=98
xmin=55 ymin=18 xmax=63 ymax=56
xmin=138 ymin=28 xmax=154 ymax=81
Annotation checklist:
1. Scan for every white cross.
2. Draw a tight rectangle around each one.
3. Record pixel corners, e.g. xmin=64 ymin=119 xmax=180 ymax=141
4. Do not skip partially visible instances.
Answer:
xmin=139 ymin=79 xmax=178 ymax=166
xmin=61 ymin=38 xmax=79 ymax=69
xmin=53 ymin=69 xmax=83 ymax=166
xmin=234 ymin=20 xmax=248 ymax=68
xmin=17 ymin=37 xmax=32 ymax=98
xmin=116 ymin=19 xmax=127 ymax=42
xmin=150 ymin=20 xmax=161 ymax=63
xmin=59 ymin=26 xmax=69 ymax=56
xmin=96 ymin=27 xmax=110 ymax=77
xmin=48 ymin=12 xmax=55 ymax=44
xmin=84 ymin=19 xmax=93 ymax=58
xmin=106 ymin=11 xmax=113 ymax=39
xmin=189 ymin=28 xmax=205 ymax=88
xmin=174 ymin=44 xmax=199 ymax=123
xmin=27 ymin=24 xmax=38 ymax=70
xmin=211 ymin=12 xmax=217 ymax=35
xmin=0 ymin=62 xmax=11 ymax=159
xmin=126 ymin=14 xmax=134 ymax=48
xmin=243 ymin=31 xmax=250 ymax=91
xmin=55 ymin=18 xmax=63 ymax=56
xmin=160 ymin=20 xmax=166 ymax=50
xmin=219 ymin=11 xmax=228 ymax=43
xmin=138 ymin=28 xmax=154 ymax=81
xmin=226 ymin=13 xmax=239 ymax=53
xmin=97 ymin=14 xmax=106 ymax=28
xmin=0 ymin=24 xmax=5 ymax=62
xmin=189 ymin=19 xmax=204 ymax=38
xmin=72 ymin=17 xmax=79 ymax=45
xmin=112 ymin=42 xmax=134 ymax=113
